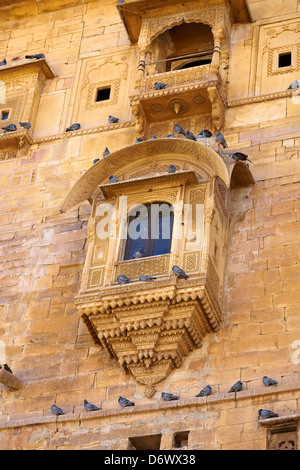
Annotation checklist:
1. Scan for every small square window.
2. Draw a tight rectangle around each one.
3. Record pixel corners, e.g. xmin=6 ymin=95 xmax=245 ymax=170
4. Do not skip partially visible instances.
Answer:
xmin=278 ymin=52 xmax=292 ymax=68
xmin=173 ymin=431 xmax=190 ymax=448
xmin=96 ymin=87 xmax=111 ymax=102
xmin=1 ymin=111 xmax=9 ymax=121
xmin=128 ymin=434 xmax=161 ymax=450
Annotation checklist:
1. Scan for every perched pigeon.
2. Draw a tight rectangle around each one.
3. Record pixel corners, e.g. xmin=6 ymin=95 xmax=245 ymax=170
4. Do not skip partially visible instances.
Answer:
xmin=93 ymin=158 xmax=100 ymax=164
xmin=148 ymin=135 xmax=156 ymax=140
xmin=154 ymin=82 xmax=167 ymax=90
xmin=132 ymin=248 xmax=144 ymax=259
xmin=161 ymin=392 xmax=179 ymax=401
xmin=232 ymin=152 xmax=253 ymax=164
xmin=103 ymin=147 xmax=110 ymax=158
xmin=84 ymin=399 xmax=101 ymax=412
xmin=109 ymin=175 xmax=118 ymax=183
xmin=19 ymin=122 xmax=31 ymax=129
xmin=216 ymin=132 xmax=228 ymax=149
xmin=134 ymin=137 xmax=143 ymax=144
xmin=174 ymin=124 xmax=185 ymax=135
xmin=2 ymin=124 xmax=17 ymax=133
xmin=0 ymin=59 xmax=6 ymax=66
xmin=172 ymin=265 xmax=189 ymax=280
xmin=262 ymin=376 xmax=278 ymax=387
xmin=185 ymin=130 xmax=196 ymax=141
xmin=139 ymin=275 xmax=156 ymax=282
xmin=66 ymin=123 xmax=80 ymax=132
xmin=287 ymin=80 xmax=300 ymax=90
xmin=51 ymin=404 xmax=65 ymax=416
xmin=118 ymin=396 xmax=134 ymax=407
xmin=108 ymin=115 xmax=119 ymax=124
xmin=118 ymin=0 xmax=125 ymax=3
xmin=117 ymin=275 xmax=131 ymax=284
xmin=0 ymin=364 xmax=12 ymax=374
xmin=25 ymin=53 xmax=45 ymax=60
xmin=167 ymin=134 xmax=175 ymax=138
xmin=258 ymin=409 xmax=279 ymax=419
xmin=197 ymin=129 xmax=212 ymax=138
xmin=228 ymin=380 xmax=243 ymax=393
xmin=195 ymin=385 xmax=212 ymax=397
xmin=168 ymin=164 xmax=176 ymax=174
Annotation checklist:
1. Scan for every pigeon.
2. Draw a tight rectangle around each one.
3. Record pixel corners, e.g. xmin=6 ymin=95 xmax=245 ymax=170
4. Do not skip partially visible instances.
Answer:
xmin=51 ymin=404 xmax=65 ymax=416
xmin=262 ymin=376 xmax=278 ymax=387
xmin=132 ymin=248 xmax=144 ymax=259
xmin=103 ymin=147 xmax=110 ymax=157
xmin=167 ymin=134 xmax=175 ymax=138
xmin=168 ymin=164 xmax=176 ymax=173
xmin=117 ymin=275 xmax=131 ymax=284
xmin=134 ymin=137 xmax=143 ymax=144
xmin=287 ymin=80 xmax=300 ymax=90
xmin=154 ymin=82 xmax=167 ymax=90
xmin=25 ymin=53 xmax=45 ymax=60
xmin=195 ymin=385 xmax=212 ymax=397
xmin=118 ymin=396 xmax=134 ymax=407
xmin=228 ymin=380 xmax=243 ymax=393
xmin=258 ymin=409 xmax=279 ymax=419
xmin=109 ymin=175 xmax=118 ymax=183
xmin=93 ymin=158 xmax=100 ymax=164
xmin=174 ymin=124 xmax=185 ymax=135
xmin=148 ymin=135 xmax=156 ymax=140
xmin=108 ymin=115 xmax=119 ymax=124
xmin=0 ymin=59 xmax=6 ymax=66
xmin=84 ymin=399 xmax=101 ymax=412
xmin=66 ymin=123 xmax=80 ymax=132
xmin=0 ymin=364 xmax=12 ymax=374
xmin=197 ymin=129 xmax=212 ymax=138
xmin=161 ymin=392 xmax=179 ymax=401
xmin=232 ymin=152 xmax=253 ymax=164
xmin=215 ymin=132 xmax=228 ymax=149
xmin=2 ymin=124 xmax=17 ymax=133
xmin=139 ymin=275 xmax=156 ymax=282
xmin=118 ymin=0 xmax=125 ymax=3
xmin=185 ymin=130 xmax=196 ymax=141
xmin=19 ymin=122 xmax=31 ymax=129
xmin=172 ymin=265 xmax=189 ymax=280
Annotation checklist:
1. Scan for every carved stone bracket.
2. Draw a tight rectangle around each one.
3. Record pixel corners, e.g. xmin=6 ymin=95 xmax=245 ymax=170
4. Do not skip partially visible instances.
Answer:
xmin=0 ymin=369 xmax=26 ymax=391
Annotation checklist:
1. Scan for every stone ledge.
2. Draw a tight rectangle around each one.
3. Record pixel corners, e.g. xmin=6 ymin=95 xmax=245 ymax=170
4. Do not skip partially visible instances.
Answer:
xmin=0 ymin=382 xmax=299 ymax=431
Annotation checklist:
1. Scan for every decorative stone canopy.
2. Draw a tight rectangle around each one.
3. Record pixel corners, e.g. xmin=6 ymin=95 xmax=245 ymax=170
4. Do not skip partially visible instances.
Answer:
xmin=63 ymin=138 xmax=254 ymax=385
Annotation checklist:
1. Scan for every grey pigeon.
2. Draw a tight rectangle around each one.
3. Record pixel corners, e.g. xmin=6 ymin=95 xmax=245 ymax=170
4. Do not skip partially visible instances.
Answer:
xmin=168 ymin=164 xmax=176 ymax=174
xmin=216 ymin=132 xmax=228 ymax=149
xmin=19 ymin=122 xmax=31 ymax=129
xmin=139 ymin=275 xmax=156 ymax=282
xmin=195 ymin=385 xmax=212 ymax=397
xmin=0 ymin=59 xmax=6 ymax=66
xmin=167 ymin=134 xmax=175 ymax=138
xmin=118 ymin=396 xmax=134 ymax=407
xmin=118 ymin=0 xmax=125 ymax=3
xmin=287 ymin=80 xmax=300 ymax=90
xmin=2 ymin=124 xmax=17 ymax=133
xmin=117 ymin=275 xmax=131 ymax=284
xmin=161 ymin=392 xmax=179 ymax=401
xmin=0 ymin=364 xmax=12 ymax=374
xmin=262 ymin=376 xmax=278 ymax=387
xmin=132 ymin=248 xmax=144 ymax=259
xmin=172 ymin=265 xmax=189 ymax=280
xmin=148 ymin=135 xmax=156 ymax=140
xmin=108 ymin=115 xmax=119 ymax=123
xmin=93 ymin=158 xmax=100 ymax=164
xmin=232 ymin=152 xmax=253 ymax=164
xmin=185 ymin=130 xmax=196 ymax=141
xmin=228 ymin=380 xmax=243 ymax=393
xmin=109 ymin=175 xmax=118 ymax=183
xmin=258 ymin=409 xmax=279 ymax=419
xmin=25 ymin=53 xmax=45 ymax=60
xmin=66 ymin=123 xmax=80 ymax=132
xmin=135 ymin=137 xmax=143 ymax=144
xmin=51 ymin=404 xmax=64 ymax=416
xmin=84 ymin=399 xmax=101 ymax=412
xmin=103 ymin=147 xmax=110 ymax=157
xmin=197 ymin=129 xmax=212 ymax=138
xmin=154 ymin=82 xmax=167 ymax=90
xmin=174 ymin=124 xmax=185 ymax=135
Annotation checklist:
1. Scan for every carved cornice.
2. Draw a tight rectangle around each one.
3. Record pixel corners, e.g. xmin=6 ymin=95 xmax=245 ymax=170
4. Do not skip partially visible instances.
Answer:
xmin=227 ymin=89 xmax=294 ymax=107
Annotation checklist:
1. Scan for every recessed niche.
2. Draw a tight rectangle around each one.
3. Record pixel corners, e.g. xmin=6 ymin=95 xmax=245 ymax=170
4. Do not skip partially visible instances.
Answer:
xmin=96 ymin=87 xmax=111 ymax=102
xmin=1 ymin=110 xmax=9 ymax=121
xmin=278 ymin=52 xmax=292 ymax=68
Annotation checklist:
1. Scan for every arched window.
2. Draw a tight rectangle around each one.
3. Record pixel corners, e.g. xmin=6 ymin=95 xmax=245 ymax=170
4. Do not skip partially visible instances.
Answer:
xmin=123 ymin=202 xmax=174 ymax=261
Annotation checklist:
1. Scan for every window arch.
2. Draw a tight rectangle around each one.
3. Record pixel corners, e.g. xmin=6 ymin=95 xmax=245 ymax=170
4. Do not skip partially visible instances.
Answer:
xmin=123 ymin=202 xmax=174 ymax=261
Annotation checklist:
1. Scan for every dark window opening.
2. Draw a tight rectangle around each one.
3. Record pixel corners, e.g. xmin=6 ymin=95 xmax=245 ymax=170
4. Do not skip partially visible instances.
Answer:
xmin=278 ymin=52 xmax=292 ymax=68
xmin=124 ymin=202 xmax=174 ymax=261
xmin=128 ymin=434 xmax=162 ymax=450
xmin=173 ymin=431 xmax=190 ymax=448
xmin=96 ymin=87 xmax=111 ymax=102
xmin=1 ymin=111 xmax=9 ymax=121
